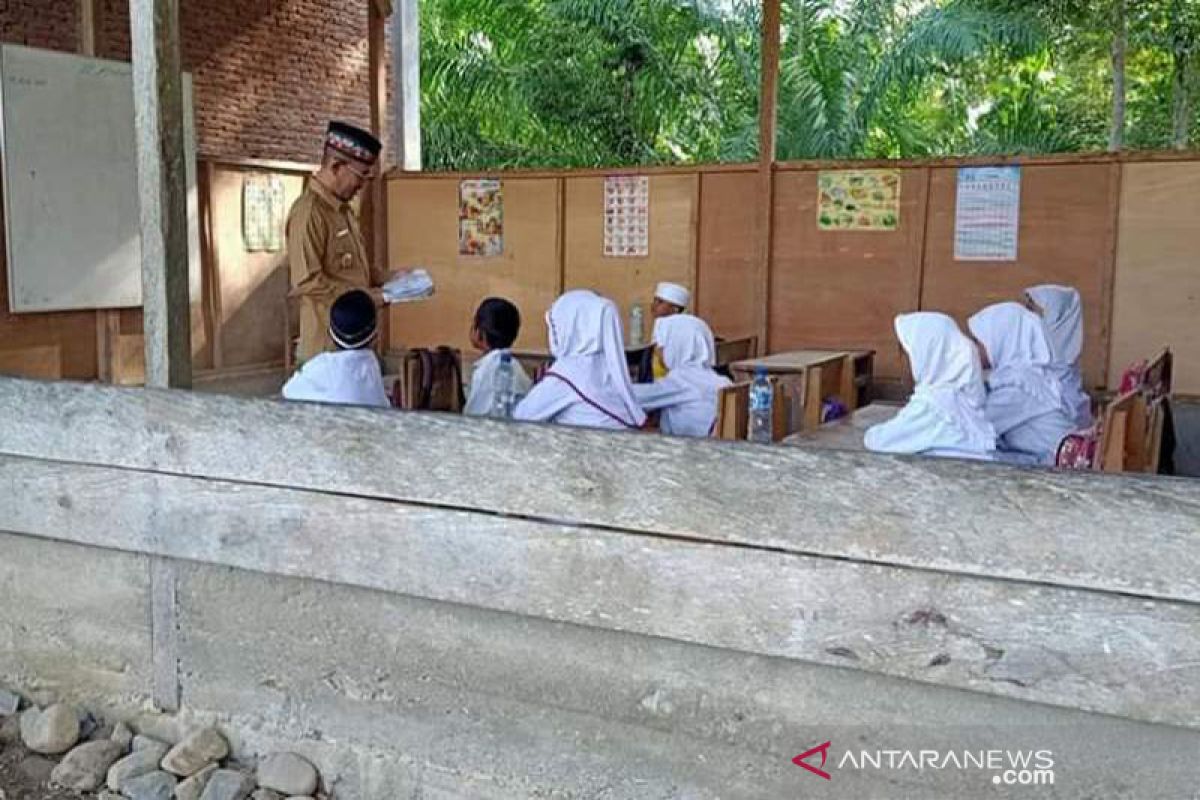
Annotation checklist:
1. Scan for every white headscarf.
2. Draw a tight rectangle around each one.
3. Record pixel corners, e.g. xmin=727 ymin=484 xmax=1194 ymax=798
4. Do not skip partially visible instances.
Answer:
xmin=1025 ymin=285 xmax=1083 ymax=367
xmin=968 ymin=302 xmax=1063 ymax=413
xmin=864 ymin=312 xmax=996 ymax=458
xmin=1024 ymin=285 xmax=1091 ymax=427
xmin=654 ymin=314 xmax=725 ymax=389
xmin=514 ymin=290 xmax=646 ymax=428
xmin=282 ymin=350 xmax=390 ymax=408
xmin=634 ymin=315 xmax=731 ymax=437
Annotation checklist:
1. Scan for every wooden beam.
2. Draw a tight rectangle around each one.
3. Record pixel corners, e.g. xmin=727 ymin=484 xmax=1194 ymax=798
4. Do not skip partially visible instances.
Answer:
xmin=756 ymin=0 xmax=781 ymax=355
xmin=392 ymin=0 xmax=421 ymax=171
xmin=77 ymin=0 xmax=101 ymax=55
xmin=366 ymin=0 xmax=389 ymax=272
xmin=129 ymin=0 xmax=192 ymax=389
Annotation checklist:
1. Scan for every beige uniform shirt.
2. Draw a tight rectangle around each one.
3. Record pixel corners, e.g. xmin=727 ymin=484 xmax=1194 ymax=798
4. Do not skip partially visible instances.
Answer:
xmin=286 ymin=178 xmax=384 ymax=362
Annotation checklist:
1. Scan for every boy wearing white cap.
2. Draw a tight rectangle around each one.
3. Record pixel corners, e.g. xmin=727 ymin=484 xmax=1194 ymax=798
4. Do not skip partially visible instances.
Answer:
xmin=651 ymin=282 xmax=691 ymax=319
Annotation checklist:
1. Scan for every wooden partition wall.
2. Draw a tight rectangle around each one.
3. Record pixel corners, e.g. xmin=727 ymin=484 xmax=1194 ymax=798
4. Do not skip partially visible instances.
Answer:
xmin=386 ymin=152 xmax=1200 ymax=392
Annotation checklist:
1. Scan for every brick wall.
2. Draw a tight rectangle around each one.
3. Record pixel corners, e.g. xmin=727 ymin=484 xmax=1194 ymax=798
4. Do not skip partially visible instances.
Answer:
xmin=1 ymin=0 xmax=378 ymax=163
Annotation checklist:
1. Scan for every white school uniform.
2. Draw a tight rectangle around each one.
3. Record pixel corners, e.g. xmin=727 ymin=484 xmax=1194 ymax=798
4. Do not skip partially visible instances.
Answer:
xmin=463 ymin=348 xmax=533 ymax=417
xmin=632 ymin=315 xmax=730 ymax=437
xmin=282 ymin=349 xmax=390 ymax=408
xmin=864 ymin=312 xmax=997 ymax=460
xmin=514 ymin=290 xmax=646 ymax=430
xmin=969 ymin=302 xmax=1074 ymax=466
xmin=1025 ymin=284 xmax=1092 ymax=428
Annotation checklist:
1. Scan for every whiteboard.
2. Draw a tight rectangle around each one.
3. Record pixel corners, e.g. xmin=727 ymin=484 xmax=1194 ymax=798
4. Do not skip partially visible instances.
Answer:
xmin=0 ymin=44 xmax=200 ymax=313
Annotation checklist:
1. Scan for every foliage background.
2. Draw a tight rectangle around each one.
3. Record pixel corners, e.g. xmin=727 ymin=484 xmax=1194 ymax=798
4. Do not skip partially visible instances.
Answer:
xmin=419 ymin=0 xmax=1200 ymax=169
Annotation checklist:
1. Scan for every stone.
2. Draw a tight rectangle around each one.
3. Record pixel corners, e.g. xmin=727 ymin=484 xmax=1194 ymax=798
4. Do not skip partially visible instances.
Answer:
xmin=17 ymin=754 xmax=55 ymax=785
xmin=0 ymin=687 xmax=20 ymax=716
xmin=255 ymin=753 xmax=318 ymax=797
xmin=174 ymin=763 xmax=218 ymax=800
xmin=50 ymin=739 xmax=125 ymax=791
xmin=197 ymin=768 xmax=256 ymax=800
xmin=77 ymin=709 xmax=101 ymax=740
xmin=99 ymin=792 xmax=124 ymax=800
xmin=250 ymin=790 xmax=283 ymax=800
xmin=19 ymin=704 xmax=80 ymax=754
xmin=112 ymin=721 xmax=135 ymax=750
xmin=108 ymin=741 xmax=170 ymax=792
xmin=123 ymin=769 xmax=178 ymax=800
xmin=134 ymin=713 xmax=184 ymax=746
xmin=162 ymin=726 xmax=230 ymax=776
xmin=135 ymin=734 xmax=172 ymax=752
xmin=0 ymin=713 xmax=20 ymax=745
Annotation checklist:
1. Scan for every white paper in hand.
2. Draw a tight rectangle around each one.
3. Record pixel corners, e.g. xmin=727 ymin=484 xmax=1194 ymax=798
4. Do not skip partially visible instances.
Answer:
xmin=382 ymin=269 xmax=435 ymax=304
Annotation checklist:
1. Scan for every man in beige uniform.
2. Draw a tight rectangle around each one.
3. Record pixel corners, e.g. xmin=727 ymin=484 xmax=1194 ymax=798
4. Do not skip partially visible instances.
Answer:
xmin=288 ymin=121 xmax=387 ymax=363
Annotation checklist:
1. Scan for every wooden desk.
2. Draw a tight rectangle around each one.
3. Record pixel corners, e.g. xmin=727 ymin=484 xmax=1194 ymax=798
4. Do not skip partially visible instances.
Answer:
xmin=782 ymin=402 xmax=901 ymax=452
xmin=729 ymin=350 xmax=875 ymax=431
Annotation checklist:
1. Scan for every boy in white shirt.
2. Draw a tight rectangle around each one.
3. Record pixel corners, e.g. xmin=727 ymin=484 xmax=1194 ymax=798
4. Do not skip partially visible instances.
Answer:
xmin=464 ymin=297 xmax=532 ymax=417
xmin=282 ymin=289 xmax=390 ymax=408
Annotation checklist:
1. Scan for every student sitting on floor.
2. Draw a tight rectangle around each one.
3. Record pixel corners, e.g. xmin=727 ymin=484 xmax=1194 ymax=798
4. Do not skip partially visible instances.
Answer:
xmin=282 ymin=289 xmax=390 ymax=408
xmin=865 ymin=312 xmax=996 ymax=460
xmin=1023 ymin=284 xmax=1092 ymax=428
xmin=463 ymin=297 xmax=533 ymax=417
xmin=514 ymin=290 xmax=646 ymax=431
xmin=632 ymin=314 xmax=731 ymax=437
xmin=968 ymin=302 xmax=1075 ymax=466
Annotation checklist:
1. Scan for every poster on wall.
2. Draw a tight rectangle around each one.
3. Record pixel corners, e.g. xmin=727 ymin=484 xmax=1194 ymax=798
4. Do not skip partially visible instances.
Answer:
xmin=459 ymin=179 xmax=504 ymax=257
xmin=817 ymin=170 xmax=901 ymax=231
xmin=604 ymin=175 xmax=650 ymax=257
xmin=954 ymin=166 xmax=1021 ymax=261
xmin=242 ymin=173 xmax=286 ymax=252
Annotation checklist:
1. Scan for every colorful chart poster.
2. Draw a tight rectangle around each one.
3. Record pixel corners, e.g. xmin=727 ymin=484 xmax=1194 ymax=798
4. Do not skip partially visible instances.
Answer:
xmin=604 ymin=176 xmax=649 ymax=257
xmin=459 ymin=179 xmax=504 ymax=257
xmin=817 ymin=170 xmax=901 ymax=231
xmin=242 ymin=173 xmax=286 ymax=252
xmin=954 ymin=167 xmax=1021 ymax=261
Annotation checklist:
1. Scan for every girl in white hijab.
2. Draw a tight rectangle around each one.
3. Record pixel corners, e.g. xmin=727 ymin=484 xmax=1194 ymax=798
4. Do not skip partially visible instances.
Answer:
xmin=514 ymin=290 xmax=647 ymax=430
xmin=865 ymin=312 xmax=997 ymax=460
xmin=1024 ymin=284 xmax=1092 ymax=428
xmin=968 ymin=302 xmax=1075 ymax=466
xmin=632 ymin=314 xmax=732 ymax=437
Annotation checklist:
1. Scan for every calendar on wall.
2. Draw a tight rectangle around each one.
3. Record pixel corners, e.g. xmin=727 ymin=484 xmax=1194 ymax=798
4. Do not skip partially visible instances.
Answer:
xmin=603 ymin=176 xmax=649 ymax=257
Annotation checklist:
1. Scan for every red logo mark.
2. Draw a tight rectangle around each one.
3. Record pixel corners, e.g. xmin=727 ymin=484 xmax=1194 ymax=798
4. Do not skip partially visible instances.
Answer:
xmin=793 ymin=741 xmax=832 ymax=780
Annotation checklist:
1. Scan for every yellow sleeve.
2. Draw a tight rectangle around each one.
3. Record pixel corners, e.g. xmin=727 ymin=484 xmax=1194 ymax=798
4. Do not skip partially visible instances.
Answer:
xmin=288 ymin=201 xmax=353 ymax=301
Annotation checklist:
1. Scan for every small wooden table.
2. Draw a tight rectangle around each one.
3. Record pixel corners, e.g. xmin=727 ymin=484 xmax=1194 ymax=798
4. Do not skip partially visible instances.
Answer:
xmin=729 ymin=349 xmax=875 ymax=432
xmin=781 ymin=402 xmax=901 ymax=452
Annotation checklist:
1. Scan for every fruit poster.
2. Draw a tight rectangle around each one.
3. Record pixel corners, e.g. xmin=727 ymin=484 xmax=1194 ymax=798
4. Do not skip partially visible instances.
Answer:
xmin=817 ymin=170 xmax=901 ymax=231
xmin=604 ymin=176 xmax=649 ymax=257
xmin=954 ymin=166 xmax=1021 ymax=261
xmin=459 ymin=179 xmax=504 ymax=257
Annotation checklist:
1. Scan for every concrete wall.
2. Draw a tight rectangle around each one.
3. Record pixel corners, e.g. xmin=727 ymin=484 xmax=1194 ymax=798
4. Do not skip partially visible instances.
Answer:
xmin=1 ymin=377 xmax=1199 ymax=797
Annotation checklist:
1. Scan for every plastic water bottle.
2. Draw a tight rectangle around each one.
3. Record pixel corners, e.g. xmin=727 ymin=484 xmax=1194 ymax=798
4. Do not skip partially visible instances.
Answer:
xmin=492 ymin=351 xmax=516 ymax=419
xmin=629 ymin=303 xmax=645 ymax=348
xmin=748 ymin=367 xmax=773 ymax=443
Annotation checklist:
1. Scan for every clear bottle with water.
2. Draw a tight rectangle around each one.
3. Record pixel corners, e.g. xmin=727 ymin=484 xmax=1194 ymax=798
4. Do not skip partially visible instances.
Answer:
xmin=492 ymin=351 xmax=517 ymax=419
xmin=748 ymin=366 xmax=773 ymax=443
xmin=629 ymin=303 xmax=645 ymax=348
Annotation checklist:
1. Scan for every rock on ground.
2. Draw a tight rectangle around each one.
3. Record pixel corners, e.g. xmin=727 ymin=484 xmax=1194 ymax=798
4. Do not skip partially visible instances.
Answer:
xmin=255 ymin=753 xmax=319 ymax=796
xmin=162 ymin=727 xmax=230 ymax=776
xmin=50 ymin=739 xmax=125 ymax=790
xmin=250 ymin=790 xmax=283 ymax=800
xmin=175 ymin=763 xmax=219 ymax=800
xmin=19 ymin=704 xmax=80 ymax=755
xmin=111 ymin=721 xmax=134 ymax=750
xmin=0 ymin=688 xmax=20 ymax=716
xmin=121 ymin=769 xmax=178 ymax=800
xmin=107 ymin=740 xmax=170 ymax=792
xmin=197 ymin=768 xmax=256 ymax=800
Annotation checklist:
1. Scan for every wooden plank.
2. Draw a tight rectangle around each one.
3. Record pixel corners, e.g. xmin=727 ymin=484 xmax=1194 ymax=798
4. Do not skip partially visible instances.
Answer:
xmin=1 ymin=453 xmax=1197 ymax=730
xmin=770 ymin=169 xmax=928 ymax=381
xmin=695 ymin=172 xmax=760 ymax=341
xmin=1098 ymin=161 xmax=1123 ymax=389
xmin=922 ymin=164 xmax=1114 ymax=391
xmin=563 ymin=174 xmax=698 ymax=343
xmin=0 ymin=346 xmax=61 ymax=380
xmin=198 ymin=161 xmax=222 ymax=370
xmin=1 ymin=377 xmax=1198 ymax=605
xmin=387 ymin=177 xmax=560 ymax=352
xmin=365 ymin=0 xmax=389 ymax=270
xmin=1110 ymin=162 xmax=1200 ymax=394
xmin=130 ymin=0 xmax=192 ymax=389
